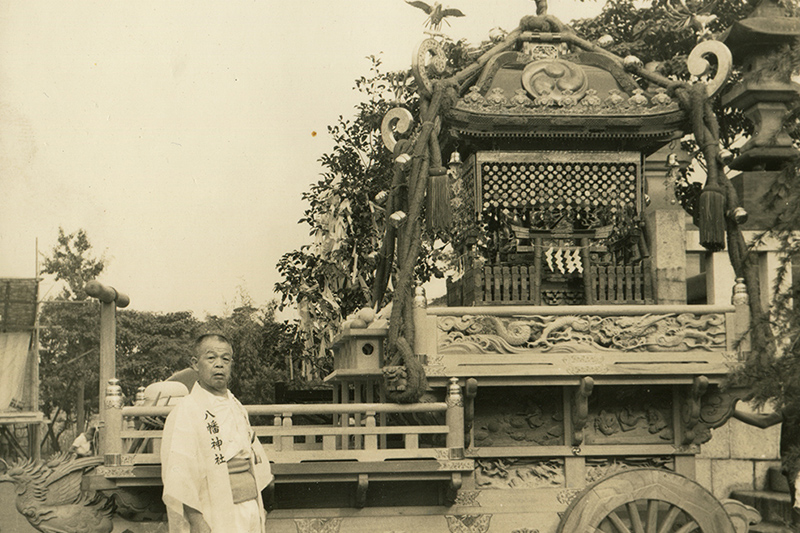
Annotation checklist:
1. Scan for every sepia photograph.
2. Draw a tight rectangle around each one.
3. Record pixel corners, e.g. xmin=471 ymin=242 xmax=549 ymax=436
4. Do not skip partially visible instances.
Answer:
xmin=1 ymin=0 xmax=800 ymax=531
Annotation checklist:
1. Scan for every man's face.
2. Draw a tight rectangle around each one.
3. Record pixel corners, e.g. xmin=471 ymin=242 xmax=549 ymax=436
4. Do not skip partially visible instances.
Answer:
xmin=192 ymin=337 xmax=232 ymax=396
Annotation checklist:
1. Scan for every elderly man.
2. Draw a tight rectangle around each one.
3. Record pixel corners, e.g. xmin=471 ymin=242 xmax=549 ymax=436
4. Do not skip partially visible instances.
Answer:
xmin=161 ymin=333 xmax=272 ymax=533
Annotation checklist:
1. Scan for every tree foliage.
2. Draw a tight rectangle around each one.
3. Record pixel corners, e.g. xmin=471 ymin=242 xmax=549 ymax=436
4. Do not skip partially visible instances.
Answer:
xmin=116 ymin=310 xmax=199 ymax=395
xmin=37 ymin=228 xmax=305 ymax=453
xmin=38 ymin=228 xmax=105 ymax=451
xmin=275 ymin=56 xmax=422 ymax=373
xmin=40 ymin=228 xmax=105 ymax=301
xmin=205 ymin=300 xmax=302 ymax=404
xmin=572 ymin=0 xmax=754 ymax=145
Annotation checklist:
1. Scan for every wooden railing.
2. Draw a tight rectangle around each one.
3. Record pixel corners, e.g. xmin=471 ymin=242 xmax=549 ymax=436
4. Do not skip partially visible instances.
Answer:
xmin=587 ymin=258 xmax=653 ymax=304
xmin=101 ymin=381 xmax=466 ymax=466
xmin=448 ymin=264 xmax=541 ymax=306
xmin=448 ymin=258 xmax=653 ymax=305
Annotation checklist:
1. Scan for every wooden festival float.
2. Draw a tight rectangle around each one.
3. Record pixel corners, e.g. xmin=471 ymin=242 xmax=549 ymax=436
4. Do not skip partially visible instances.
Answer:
xmin=4 ymin=1 xmax=800 ymax=532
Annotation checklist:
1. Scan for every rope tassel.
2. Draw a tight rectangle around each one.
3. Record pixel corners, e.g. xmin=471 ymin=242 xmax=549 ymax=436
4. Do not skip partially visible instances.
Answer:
xmin=426 ymin=171 xmax=452 ymax=233
xmin=698 ymin=183 xmax=726 ymax=252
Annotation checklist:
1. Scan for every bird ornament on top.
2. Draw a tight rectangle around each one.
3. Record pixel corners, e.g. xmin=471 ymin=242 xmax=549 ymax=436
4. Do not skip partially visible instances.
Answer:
xmin=405 ymin=0 xmax=465 ymax=32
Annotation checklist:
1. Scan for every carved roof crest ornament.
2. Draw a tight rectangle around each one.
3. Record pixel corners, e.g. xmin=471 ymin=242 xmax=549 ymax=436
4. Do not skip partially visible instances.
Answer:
xmin=525 ymin=42 xmax=563 ymax=59
xmin=413 ymin=37 xmax=449 ymax=98
xmin=686 ymin=39 xmax=733 ymax=98
xmin=521 ymin=59 xmax=589 ymax=104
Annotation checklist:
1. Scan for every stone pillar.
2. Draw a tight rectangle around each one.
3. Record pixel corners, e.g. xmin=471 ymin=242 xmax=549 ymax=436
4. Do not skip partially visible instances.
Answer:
xmin=732 ymin=277 xmax=751 ymax=354
xmin=706 ymin=251 xmax=737 ymax=305
xmin=644 ymin=145 xmax=691 ymax=211
xmin=643 ymin=147 xmax=692 ymax=305
xmin=645 ymin=209 xmax=687 ymax=304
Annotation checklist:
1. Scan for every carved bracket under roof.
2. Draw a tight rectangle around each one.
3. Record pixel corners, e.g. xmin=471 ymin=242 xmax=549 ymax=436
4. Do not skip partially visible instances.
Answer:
xmin=674 ymin=383 xmax=749 ymax=446
xmin=682 ymin=375 xmax=710 ymax=445
xmin=699 ymin=386 xmax=750 ymax=429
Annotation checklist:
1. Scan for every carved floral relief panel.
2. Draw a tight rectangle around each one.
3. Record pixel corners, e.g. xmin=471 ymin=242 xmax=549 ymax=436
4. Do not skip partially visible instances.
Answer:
xmin=472 ymin=387 xmax=564 ymax=447
xmin=438 ymin=313 xmax=726 ymax=354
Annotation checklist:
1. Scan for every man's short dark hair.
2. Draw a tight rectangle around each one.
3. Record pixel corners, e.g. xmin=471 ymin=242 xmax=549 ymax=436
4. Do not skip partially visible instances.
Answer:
xmin=193 ymin=333 xmax=232 ymax=357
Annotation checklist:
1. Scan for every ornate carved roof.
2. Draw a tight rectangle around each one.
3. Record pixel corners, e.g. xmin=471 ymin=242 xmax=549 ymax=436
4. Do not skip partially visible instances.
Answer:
xmin=439 ymin=36 xmax=686 ymax=150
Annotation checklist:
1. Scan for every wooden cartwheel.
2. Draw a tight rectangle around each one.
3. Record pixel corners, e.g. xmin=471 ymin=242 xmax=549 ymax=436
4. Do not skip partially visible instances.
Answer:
xmin=557 ymin=468 xmax=736 ymax=533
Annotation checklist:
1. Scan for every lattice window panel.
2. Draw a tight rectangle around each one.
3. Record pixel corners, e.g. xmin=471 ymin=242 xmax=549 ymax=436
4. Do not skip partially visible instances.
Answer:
xmin=0 ymin=278 xmax=38 ymax=332
xmin=473 ymin=151 xmax=642 ymax=214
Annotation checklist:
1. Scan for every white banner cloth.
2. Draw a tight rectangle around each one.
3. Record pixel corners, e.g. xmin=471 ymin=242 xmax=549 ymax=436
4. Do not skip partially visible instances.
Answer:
xmin=0 ymin=332 xmax=32 ymax=411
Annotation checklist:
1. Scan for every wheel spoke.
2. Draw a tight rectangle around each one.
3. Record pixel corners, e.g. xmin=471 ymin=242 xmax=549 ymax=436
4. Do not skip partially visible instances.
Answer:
xmin=657 ymin=506 xmax=682 ymax=533
xmin=674 ymin=521 xmax=700 ymax=533
xmin=646 ymin=500 xmax=659 ymax=533
xmin=626 ymin=501 xmax=645 ymax=533
xmin=558 ymin=470 xmax=735 ymax=533
xmin=607 ymin=510 xmax=632 ymax=533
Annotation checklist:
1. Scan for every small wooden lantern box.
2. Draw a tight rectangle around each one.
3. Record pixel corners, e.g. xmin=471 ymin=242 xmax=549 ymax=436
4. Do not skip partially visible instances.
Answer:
xmin=332 ymin=327 xmax=387 ymax=370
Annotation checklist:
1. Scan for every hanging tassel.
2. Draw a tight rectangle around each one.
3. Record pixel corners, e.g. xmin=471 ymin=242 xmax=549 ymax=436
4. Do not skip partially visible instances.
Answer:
xmin=698 ymin=183 xmax=726 ymax=252
xmin=426 ymin=168 xmax=452 ymax=233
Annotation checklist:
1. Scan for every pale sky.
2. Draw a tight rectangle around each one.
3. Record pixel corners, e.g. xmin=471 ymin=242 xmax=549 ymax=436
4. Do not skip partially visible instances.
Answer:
xmin=0 ymin=0 xmax=603 ymax=317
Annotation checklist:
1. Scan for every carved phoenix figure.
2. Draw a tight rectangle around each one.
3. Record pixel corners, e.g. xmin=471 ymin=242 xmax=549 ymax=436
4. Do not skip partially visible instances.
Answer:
xmin=0 ymin=453 xmax=114 ymax=533
xmin=405 ymin=0 xmax=465 ymax=31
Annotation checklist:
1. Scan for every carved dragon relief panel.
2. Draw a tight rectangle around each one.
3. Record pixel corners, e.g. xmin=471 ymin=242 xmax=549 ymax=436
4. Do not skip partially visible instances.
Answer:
xmin=584 ymin=385 xmax=675 ymax=445
xmin=585 ymin=456 xmax=674 ymax=484
xmin=472 ymin=387 xmax=564 ymax=447
xmin=438 ymin=313 xmax=726 ymax=354
xmin=475 ymin=458 xmax=565 ymax=489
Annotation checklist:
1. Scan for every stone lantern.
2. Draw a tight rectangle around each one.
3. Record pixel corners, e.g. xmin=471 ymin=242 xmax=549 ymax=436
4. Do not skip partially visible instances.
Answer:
xmin=722 ymin=0 xmax=800 ymax=171
xmin=722 ymin=0 xmax=800 ymax=228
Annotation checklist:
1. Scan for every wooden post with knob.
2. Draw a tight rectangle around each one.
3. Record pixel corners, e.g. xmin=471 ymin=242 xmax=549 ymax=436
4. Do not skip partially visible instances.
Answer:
xmin=446 ymin=377 xmax=464 ymax=459
xmin=85 ymin=280 xmax=129 ymax=456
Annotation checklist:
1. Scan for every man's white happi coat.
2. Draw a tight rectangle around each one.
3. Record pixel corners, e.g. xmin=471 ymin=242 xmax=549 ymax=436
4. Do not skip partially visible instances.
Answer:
xmin=161 ymin=384 xmax=272 ymax=532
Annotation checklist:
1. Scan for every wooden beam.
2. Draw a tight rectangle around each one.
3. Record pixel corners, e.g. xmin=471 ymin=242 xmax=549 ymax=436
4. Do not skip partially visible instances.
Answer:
xmin=571 ymin=377 xmax=594 ymax=446
xmin=356 ymin=474 xmax=368 ymax=508
xmin=446 ymin=473 xmax=462 ymax=506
